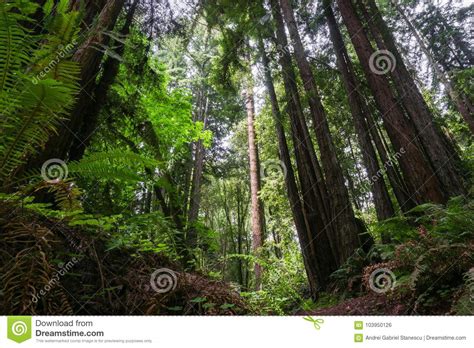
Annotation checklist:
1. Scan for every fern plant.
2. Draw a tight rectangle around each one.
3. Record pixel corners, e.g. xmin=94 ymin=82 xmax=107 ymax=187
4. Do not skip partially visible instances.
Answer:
xmin=0 ymin=0 xmax=81 ymax=187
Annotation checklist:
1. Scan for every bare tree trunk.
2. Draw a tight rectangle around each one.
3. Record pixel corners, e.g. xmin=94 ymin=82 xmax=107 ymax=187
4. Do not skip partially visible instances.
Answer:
xmin=187 ymin=96 xmax=209 ymax=248
xmin=236 ymin=183 xmax=247 ymax=289
xmin=270 ymin=0 xmax=339 ymax=294
xmin=337 ymin=0 xmax=444 ymax=205
xmin=365 ymin=110 xmax=416 ymax=212
xmin=325 ymin=2 xmax=395 ymax=222
xmin=244 ymin=79 xmax=264 ymax=291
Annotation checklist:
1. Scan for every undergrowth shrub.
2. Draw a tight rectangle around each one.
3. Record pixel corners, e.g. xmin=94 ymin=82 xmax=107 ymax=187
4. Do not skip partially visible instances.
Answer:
xmin=240 ymin=242 xmax=308 ymax=315
xmin=328 ymin=196 xmax=474 ymax=314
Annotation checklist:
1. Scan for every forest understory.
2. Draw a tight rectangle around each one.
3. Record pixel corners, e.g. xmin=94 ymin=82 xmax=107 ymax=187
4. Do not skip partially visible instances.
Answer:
xmin=0 ymin=0 xmax=473 ymax=316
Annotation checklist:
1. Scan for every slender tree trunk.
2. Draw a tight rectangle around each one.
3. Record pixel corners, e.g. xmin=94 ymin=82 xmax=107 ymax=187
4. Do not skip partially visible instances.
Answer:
xmin=337 ymin=0 xmax=444 ymax=205
xmin=258 ymin=36 xmax=319 ymax=297
xmin=244 ymin=80 xmax=264 ymax=291
xmin=279 ymin=0 xmax=363 ymax=263
xmin=270 ymin=0 xmax=339 ymax=294
xmin=236 ymin=183 xmax=247 ymax=289
xmin=183 ymin=87 xmax=207 ymax=218
xmin=187 ymin=97 xmax=209 ymax=248
xmin=365 ymin=110 xmax=416 ymax=212
xmin=325 ymin=2 xmax=395 ymax=222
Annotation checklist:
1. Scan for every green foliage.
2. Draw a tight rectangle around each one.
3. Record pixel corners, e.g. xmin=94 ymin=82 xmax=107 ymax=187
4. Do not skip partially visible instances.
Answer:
xmin=0 ymin=0 xmax=80 ymax=185
xmin=451 ymin=268 xmax=474 ymax=315
xmin=107 ymin=212 xmax=179 ymax=259
xmin=370 ymin=216 xmax=418 ymax=243
xmin=329 ymin=196 xmax=474 ymax=313
xmin=240 ymin=243 xmax=308 ymax=314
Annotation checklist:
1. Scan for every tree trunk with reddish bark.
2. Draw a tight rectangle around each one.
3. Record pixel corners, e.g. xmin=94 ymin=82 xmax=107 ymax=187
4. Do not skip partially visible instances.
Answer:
xmin=244 ymin=79 xmax=264 ymax=291
xmin=68 ymin=0 xmax=140 ymax=161
xmin=258 ymin=36 xmax=321 ymax=298
xmin=187 ymin=95 xmax=209 ymax=248
xmin=279 ymin=0 xmax=363 ymax=263
xmin=325 ymin=2 xmax=395 ymax=223
xmin=360 ymin=0 xmax=467 ymax=198
xmin=336 ymin=0 xmax=445 ymax=206
xmin=28 ymin=0 xmax=125 ymax=167
xmin=270 ymin=0 xmax=339 ymax=294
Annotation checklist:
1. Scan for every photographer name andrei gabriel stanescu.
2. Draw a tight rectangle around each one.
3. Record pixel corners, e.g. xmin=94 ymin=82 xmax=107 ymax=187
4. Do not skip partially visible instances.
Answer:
xmin=35 ymin=320 xmax=104 ymax=337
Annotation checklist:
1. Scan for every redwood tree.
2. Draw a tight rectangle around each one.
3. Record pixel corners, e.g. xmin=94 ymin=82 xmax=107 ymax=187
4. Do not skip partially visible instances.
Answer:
xmin=279 ymin=0 xmax=363 ymax=263
xmin=336 ymin=0 xmax=445 ymax=206
xmin=244 ymin=78 xmax=265 ymax=291
xmin=324 ymin=1 xmax=395 ymax=223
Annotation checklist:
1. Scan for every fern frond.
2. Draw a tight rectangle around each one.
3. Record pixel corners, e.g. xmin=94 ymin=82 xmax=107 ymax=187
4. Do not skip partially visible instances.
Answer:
xmin=0 ymin=0 xmax=37 ymax=94
xmin=0 ymin=78 xmax=76 ymax=182
xmin=0 ymin=1 xmax=81 ymax=186
xmin=67 ymin=150 xmax=159 ymax=183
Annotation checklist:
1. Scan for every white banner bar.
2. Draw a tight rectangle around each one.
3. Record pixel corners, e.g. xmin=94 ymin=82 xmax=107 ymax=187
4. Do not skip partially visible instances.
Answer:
xmin=1 ymin=316 xmax=472 ymax=347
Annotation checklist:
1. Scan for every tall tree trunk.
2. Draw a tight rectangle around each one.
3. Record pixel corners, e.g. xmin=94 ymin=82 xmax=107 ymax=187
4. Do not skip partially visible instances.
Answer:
xmin=244 ymin=80 xmax=264 ymax=291
xmin=360 ymin=0 xmax=467 ymax=197
xmin=279 ymin=0 xmax=363 ymax=263
xmin=270 ymin=0 xmax=339 ymax=293
xmin=336 ymin=0 xmax=445 ymax=206
xmin=325 ymin=2 xmax=395 ymax=222
xmin=187 ymin=96 xmax=209 ymax=248
xmin=236 ymin=183 xmax=248 ymax=289
xmin=365 ymin=110 xmax=416 ymax=212
xmin=258 ymin=36 xmax=319 ymax=298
